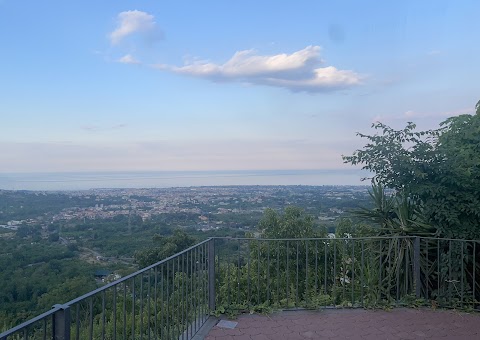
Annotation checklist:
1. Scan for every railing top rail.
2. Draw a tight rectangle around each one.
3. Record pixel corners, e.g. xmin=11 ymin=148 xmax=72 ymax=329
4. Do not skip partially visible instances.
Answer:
xmin=212 ymin=236 xmax=415 ymax=241
xmin=417 ymin=236 xmax=480 ymax=242
xmin=0 ymin=306 xmax=60 ymax=338
xmin=65 ymin=238 xmax=212 ymax=306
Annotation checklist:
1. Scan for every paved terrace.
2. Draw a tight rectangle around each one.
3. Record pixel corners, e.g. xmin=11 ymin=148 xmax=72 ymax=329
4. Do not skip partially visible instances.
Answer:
xmin=202 ymin=308 xmax=480 ymax=340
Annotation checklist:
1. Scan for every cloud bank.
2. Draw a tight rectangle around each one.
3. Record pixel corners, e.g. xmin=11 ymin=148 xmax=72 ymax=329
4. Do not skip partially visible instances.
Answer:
xmin=155 ymin=46 xmax=362 ymax=92
xmin=109 ymin=10 xmax=161 ymax=44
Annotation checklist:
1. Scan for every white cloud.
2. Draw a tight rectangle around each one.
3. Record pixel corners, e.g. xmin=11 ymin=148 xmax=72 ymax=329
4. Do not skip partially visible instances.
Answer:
xmin=109 ymin=10 xmax=160 ymax=44
xmin=155 ymin=46 xmax=363 ymax=92
xmin=117 ymin=54 xmax=140 ymax=64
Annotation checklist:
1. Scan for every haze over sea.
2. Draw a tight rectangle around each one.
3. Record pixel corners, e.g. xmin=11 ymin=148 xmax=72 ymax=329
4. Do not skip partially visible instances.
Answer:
xmin=0 ymin=170 xmax=367 ymax=191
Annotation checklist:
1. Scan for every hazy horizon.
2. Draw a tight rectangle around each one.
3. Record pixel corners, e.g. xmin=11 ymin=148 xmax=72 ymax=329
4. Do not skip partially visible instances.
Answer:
xmin=0 ymin=169 xmax=369 ymax=191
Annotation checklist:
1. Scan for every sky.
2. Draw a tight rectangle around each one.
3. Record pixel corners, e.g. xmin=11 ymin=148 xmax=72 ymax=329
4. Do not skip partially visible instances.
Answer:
xmin=1 ymin=0 xmax=479 ymax=175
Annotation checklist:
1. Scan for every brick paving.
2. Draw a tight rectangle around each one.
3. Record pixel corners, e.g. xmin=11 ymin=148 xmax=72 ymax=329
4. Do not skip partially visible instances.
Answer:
xmin=204 ymin=308 xmax=480 ymax=339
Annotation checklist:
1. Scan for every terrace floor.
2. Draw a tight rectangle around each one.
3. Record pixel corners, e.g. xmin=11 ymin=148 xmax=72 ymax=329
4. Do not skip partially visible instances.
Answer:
xmin=201 ymin=308 xmax=480 ymax=339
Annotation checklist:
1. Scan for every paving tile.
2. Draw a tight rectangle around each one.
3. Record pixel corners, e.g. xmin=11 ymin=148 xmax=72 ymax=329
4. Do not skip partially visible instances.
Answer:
xmin=205 ymin=308 xmax=480 ymax=340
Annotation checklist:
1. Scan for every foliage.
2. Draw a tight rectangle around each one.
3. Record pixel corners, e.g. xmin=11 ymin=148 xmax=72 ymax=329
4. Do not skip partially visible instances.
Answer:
xmin=343 ymin=102 xmax=480 ymax=239
xmin=352 ymin=182 xmax=434 ymax=236
xmin=134 ymin=229 xmax=197 ymax=268
xmin=0 ymin=238 xmax=101 ymax=330
xmin=258 ymin=206 xmax=318 ymax=238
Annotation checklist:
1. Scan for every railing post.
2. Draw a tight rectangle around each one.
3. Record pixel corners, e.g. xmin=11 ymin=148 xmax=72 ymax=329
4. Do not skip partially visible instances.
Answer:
xmin=413 ymin=237 xmax=421 ymax=298
xmin=208 ymin=238 xmax=216 ymax=311
xmin=52 ymin=305 xmax=71 ymax=340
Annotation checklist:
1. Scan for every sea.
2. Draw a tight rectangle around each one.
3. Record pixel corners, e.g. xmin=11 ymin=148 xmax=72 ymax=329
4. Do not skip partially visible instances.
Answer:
xmin=0 ymin=169 xmax=369 ymax=191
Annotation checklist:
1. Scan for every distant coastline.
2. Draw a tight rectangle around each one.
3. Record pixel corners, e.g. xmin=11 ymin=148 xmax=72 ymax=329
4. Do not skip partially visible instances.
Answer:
xmin=0 ymin=169 xmax=369 ymax=191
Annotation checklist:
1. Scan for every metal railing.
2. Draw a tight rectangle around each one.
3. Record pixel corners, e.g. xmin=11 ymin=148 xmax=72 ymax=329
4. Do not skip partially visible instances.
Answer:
xmin=2 ymin=236 xmax=479 ymax=339
xmin=1 ymin=239 xmax=215 ymax=340
xmin=213 ymin=236 xmax=480 ymax=311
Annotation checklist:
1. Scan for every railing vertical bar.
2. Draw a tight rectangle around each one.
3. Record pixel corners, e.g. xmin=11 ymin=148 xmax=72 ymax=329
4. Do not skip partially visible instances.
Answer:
xmin=190 ymin=249 xmax=194 ymax=338
xmin=396 ymin=240 xmax=400 ymax=304
xmin=315 ymin=240 xmax=318 ymax=294
xmin=387 ymin=239 xmax=392 ymax=298
xmin=437 ymin=239 xmax=440 ymax=298
xmin=197 ymin=244 xmax=200 ymax=330
xmin=182 ymin=253 xmax=186 ymax=340
xmin=89 ymin=297 xmax=93 ymax=340
xmin=102 ymin=290 xmax=106 ymax=340
xmin=189 ymin=249 xmax=193 ymax=338
xmin=414 ymin=237 xmax=421 ymax=299
xmin=257 ymin=239 xmax=260 ymax=305
xmin=176 ymin=254 xmax=180 ymax=338
xmin=113 ymin=284 xmax=117 ymax=340
xmin=351 ymin=240 xmax=355 ymax=305
xmin=209 ymin=239 xmax=216 ymax=314
xmin=449 ymin=240 xmax=452 ymax=304
xmin=425 ymin=239 xmax=429 ymax=300
xmin=75 ymin=303 xmax=80 ymax=340
xmin=227 ymin=240 xmax=231 ymax=307
xmin=202 ymin=242 xmax=205 ymax=326
xmin=286 ymin=241 xmax=289 ymax=308
xmin=333 ymin=240 xmax=337 ymax=302
xmin=166 ymin=261 xmax=170 ymax=339
xmin=160 ymin=264 xmax=164 ymax=340
xmin=194 ymin=245 xmax=198 ymax=333
xmin=305 ymin=240 xmax=309 ymax=305
xmin=185 ymin=249 xmax=189 ymax=334
xmin=247 ymin=241 xmax=251 ymax=307
xmin=140 ymin=274 xmax=144 ymax=340
xmin=123 ymin=281 xmax=126 ymax=340
xmin=295 ymin=241 xmax=299 ymax=307
xmin=267 ymin=240 xmax=271 ymax=303
xmin=192 ymin=248 xmax=196 ymax=336
xmin=405 ymin=239 xmax=409 ymax=296
xmin=342 ymin=239 xmax=346 ymax=302
xmin=361 ymin=239 xmax=364 ymax=307
xmin=473 ymin=242 xmax=476 ymax=310
xmin=324 ymin=240 xmax=327 ymax=308
xmin=237 ymin=239 xmax=241 ymax=306
xmin=23 ymin=327 xmax=27 ymax=340
xmin=216 ymin=240 xmax=219 ymax=314
xmin=132 ymin=277 xmax=136 ymax=339
xmin=147 ymin=270 xmax=151 ymax=340
xmin=276 ymin=241 xmax=280 ymax=304
xmin=154 ymin=267 xmax=157 ymax=340
xmin=203 ymin=242 xmax=207 ymax=323
xmin=379 ymin=240 xmax=382 ymax=298
xmin=188 ymin=250 xmax=192 ymax=339
xmin=461 ymin=241 xmax=464 ymax=307
xmin=44 ymin=314 xmax=48 ymax=340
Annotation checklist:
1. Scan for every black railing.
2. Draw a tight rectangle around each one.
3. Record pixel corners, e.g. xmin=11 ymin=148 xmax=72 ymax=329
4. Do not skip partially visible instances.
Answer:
xmin=1 ymin=236 xmax=479 ymax=339
xmin=213 ymin=236 xmax=479 ymax=311
xmin=1 ymin=238 xmax=215 ymax=340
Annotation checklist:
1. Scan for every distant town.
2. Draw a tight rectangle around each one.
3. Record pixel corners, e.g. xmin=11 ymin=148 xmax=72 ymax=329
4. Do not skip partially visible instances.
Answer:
xmin=1 ymin=185 xmax=370 ymax=234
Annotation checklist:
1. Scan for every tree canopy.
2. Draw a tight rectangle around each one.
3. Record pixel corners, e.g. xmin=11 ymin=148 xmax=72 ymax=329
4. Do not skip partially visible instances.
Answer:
xmin=343 ymin=101 xmax=480 ymax=239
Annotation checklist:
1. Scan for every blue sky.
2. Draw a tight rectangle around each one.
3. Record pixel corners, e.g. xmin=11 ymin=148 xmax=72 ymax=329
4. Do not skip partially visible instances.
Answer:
xmin=1 ymin=0 xmax=479 ymax=174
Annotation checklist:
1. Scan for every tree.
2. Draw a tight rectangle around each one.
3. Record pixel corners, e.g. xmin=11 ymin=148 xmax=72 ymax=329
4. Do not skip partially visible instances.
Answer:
xmin=134 ymin=229 xmax=196 ymax=268
xmin=258 ymin=206 xmax=317 ymax=239
xmin=343 ymin=101 xmax=480 ymax=239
